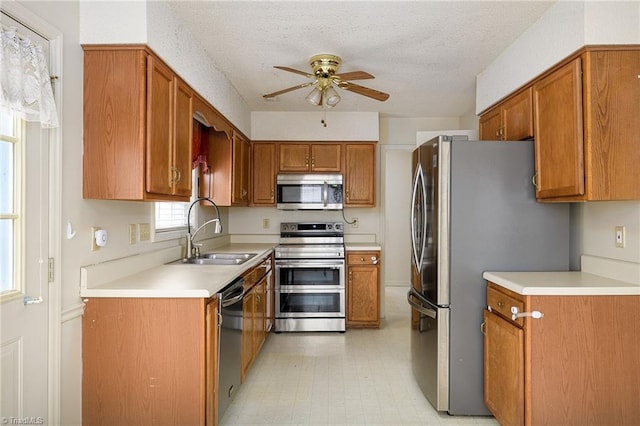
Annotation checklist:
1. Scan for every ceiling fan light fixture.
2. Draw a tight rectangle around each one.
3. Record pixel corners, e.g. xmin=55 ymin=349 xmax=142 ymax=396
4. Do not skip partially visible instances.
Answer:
xmin=305 ymin=86 xmax=322 ymax=106
xmin=324 ymin=86 xmax=341 ymax=107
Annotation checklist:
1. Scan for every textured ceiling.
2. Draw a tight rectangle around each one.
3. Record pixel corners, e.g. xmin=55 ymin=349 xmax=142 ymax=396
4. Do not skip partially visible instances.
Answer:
xmin=169 ymin=1 xmax=555 ymax=119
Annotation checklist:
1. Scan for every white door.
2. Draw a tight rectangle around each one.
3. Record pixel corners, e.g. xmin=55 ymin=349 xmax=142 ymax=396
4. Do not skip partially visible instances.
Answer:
xmin=1 ymin=14 xmax=52 ymax=423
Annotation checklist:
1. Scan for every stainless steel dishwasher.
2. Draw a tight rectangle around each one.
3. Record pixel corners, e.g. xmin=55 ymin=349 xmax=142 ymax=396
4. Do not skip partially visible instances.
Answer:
xmin=217 ymin=277 xmax=244 ymax=422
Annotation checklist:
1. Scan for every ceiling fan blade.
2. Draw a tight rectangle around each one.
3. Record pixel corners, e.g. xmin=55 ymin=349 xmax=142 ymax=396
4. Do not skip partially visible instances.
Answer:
xmin=339 ymin=82 xmax=390 ymax=102
xmin=273 ymin=66 xmax=315 ymax=79
xmin=333 ymin=71 xmax=374 ymax=81
xmin=263 ymin=82 xmax=314 ymax=98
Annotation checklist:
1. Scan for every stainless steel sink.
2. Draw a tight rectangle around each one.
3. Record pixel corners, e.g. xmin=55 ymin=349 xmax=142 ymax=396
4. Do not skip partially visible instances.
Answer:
xmin=167 ymin=252 xmax=257 ymax=266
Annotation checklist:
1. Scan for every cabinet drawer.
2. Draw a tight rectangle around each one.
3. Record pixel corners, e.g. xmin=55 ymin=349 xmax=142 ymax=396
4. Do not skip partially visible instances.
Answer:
xmin=487 ymin=285 xmax=525 ymax=327
xmin=347 ymin=252 xmax=380 ymax=266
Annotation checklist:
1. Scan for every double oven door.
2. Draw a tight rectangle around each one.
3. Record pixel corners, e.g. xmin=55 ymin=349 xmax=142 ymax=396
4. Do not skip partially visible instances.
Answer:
xmin=275 ymin=258 xmax=345 ymax=319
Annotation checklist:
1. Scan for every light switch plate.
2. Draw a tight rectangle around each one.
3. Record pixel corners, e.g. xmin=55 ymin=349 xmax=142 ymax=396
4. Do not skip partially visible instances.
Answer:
xmin=139 ymin=223 xmax=151 ymax=241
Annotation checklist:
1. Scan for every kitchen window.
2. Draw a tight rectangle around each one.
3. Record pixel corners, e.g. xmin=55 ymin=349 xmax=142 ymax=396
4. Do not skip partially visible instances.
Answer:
xmin=152 ymin=169 xmax=198 ymax=241
xmin=0 ymin=109 xmax=23 ymax=297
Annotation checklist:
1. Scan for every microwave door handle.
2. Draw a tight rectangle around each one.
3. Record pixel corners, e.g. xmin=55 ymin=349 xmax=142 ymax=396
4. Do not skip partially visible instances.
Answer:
xmin=323 ymin=181 xmax=328 ymax=207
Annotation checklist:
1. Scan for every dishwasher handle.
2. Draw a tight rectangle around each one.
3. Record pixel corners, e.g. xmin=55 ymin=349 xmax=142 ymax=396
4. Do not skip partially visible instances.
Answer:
xmin=219 ymin=278 xmax=245 ymax=307
xmin=407 ymin=288 xmax=437 ymax=319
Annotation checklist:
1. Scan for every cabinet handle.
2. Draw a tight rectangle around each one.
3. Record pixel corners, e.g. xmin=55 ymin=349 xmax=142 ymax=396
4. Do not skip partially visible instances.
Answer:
xmin=218 ymin=312 xmax=223 ymax=327
xmin=532 ymin=173 xmax=538 ymax=189
xmin=480 ymin=321 xmax=486 ymax=335
xmin=175 ymin=168 xmax=181 ymax=183
xmin=270 ymin=189 xmax=274 ymax=200
xmin=497 ymin=301 xmax=504 ymax=308
xmin=510 ymin=306 xmax=544 ymax=320
xmin=345 ymin=190 xmax=350 ymax=201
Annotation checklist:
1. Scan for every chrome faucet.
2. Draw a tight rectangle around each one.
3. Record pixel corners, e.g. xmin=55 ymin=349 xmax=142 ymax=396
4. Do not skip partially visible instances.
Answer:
xmin=186 ymin=197 xmax=222 ymax=259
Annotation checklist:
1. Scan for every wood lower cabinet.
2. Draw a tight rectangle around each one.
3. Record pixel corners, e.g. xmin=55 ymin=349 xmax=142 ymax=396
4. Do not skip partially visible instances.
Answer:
xmin=83 ymin=297 xmax=218 ymax=426
xmin=241 ymin=255 xmax=272 ymax=381
xmin=346 ymin=251 xmax=380 ymax=328
xmin=483 ymin=282 xmax=640 ymax=426
xmin=480 ymin=88 xmax=533 ymax=141
xmin=83 ymin=46 xmax=192 ymax=201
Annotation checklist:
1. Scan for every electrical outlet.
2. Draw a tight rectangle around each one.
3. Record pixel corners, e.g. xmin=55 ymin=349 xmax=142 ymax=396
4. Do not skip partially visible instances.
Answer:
xmin=139 ymin=223 xmax=151 ymax=241
xmin=615 ymin=226 xmax=625 ymax=248
xmin=262 ymin=218 xmax=270 ymax=229
xmin=129 ymin=224 xmax=137 ymax=245
xmin=91 ymin=226 xmax=101 ymax=251
xmin=351 ymin=217 xmax=359 ymax=228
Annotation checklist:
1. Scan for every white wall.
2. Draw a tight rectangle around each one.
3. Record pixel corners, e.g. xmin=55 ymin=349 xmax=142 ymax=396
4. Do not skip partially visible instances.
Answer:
xmin=477 ymin=1 xmax=640 ymax=281
xmin=78 ymin=1 xmax=252 ymax=135
xmin=10 ymin=1 xmax=250 ymax=424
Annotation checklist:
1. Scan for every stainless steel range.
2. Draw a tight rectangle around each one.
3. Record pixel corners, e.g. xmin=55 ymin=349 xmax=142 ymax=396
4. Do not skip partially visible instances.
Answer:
xmin=274 ymin=222 xmax=346 ymax=332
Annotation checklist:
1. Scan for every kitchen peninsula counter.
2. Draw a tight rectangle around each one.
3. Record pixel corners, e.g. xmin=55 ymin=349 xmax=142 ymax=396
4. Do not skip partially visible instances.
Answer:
xmin=483 ymin=270 xmax=640 ymax=296
xmin=80 ymin=243 xmax=275 ymax=298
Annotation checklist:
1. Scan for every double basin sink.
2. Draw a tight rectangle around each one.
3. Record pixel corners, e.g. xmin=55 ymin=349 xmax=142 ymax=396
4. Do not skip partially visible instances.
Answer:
xmin=167 ymin=252 xmax=257 ymax=266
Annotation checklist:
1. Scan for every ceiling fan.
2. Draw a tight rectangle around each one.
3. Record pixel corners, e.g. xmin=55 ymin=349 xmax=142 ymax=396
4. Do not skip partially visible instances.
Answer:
xmin=263 ymin=54 xmax=390 ymax=126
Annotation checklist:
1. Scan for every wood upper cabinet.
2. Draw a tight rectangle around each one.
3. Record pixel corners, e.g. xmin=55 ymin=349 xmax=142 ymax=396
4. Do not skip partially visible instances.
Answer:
xmin=483 ymin=281 xmax=640 ymax=426
xmin=479 ymin=87 xmax=533 ymax=141
xmin=278 ymin=143 xmax=342 ymax=172
xmin=83 ymin=46 xmax=192 ymax=201
xmin=201 ymin=127 xmax=250 ymax=207
xmin=231 ymin=132 xmax=251 ymax=204
xmin=252 ymin=142 xmax=277 ymax=206
xmin=533 ymin=58 xmax=585 ymax=200
xmin=346 ymin=251 xmax=380 ymax=328
xmin=533 ymin=48 xmax=640 ymax=201
xmin=344 ymin=143 xmax=376 ymax=207
xmin=83 ymin=297 xmax=218 ymax=426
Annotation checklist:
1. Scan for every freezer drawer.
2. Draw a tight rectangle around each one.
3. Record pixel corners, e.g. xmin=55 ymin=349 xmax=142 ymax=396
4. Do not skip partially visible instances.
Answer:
xmin=408 ymin=288 xmax=450 ymax=411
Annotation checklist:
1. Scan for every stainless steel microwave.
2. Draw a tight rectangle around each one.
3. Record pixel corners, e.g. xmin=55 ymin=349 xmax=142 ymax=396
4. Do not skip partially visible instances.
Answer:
xmin=276 ymin=174 xmax=343 ymax=210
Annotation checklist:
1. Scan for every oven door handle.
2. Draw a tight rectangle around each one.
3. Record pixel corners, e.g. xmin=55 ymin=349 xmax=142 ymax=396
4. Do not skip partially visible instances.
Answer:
xmin=275 ymin=262 xmax=344 ymax=269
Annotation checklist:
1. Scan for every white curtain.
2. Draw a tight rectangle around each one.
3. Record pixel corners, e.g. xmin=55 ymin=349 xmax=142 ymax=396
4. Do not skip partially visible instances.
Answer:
xmin=0 ymin=25 xmax=58 ymax=128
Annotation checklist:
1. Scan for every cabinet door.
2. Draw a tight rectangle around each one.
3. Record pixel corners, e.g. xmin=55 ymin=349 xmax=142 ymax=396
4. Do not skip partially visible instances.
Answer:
xmin=252 ymin=143 xmax=277 ymax=205
xmin=205 ymin=298 xmax=219 ymax=426
xmin=82 ymin=49 xmax=146 ymax=200
xmin=146 ymin=55 xmax=175 ymax=196
xmin=311 ymin=143 xmax=342 ymax=172
xmin=347 ymin=264 xmax=379 ymax=325
xmin=344 ymin=143 xmax=375 ymax=206
xmin=279 ymin=143 xmax=310 ymax=172
xmin=479 ymin=106 xmax=502 ymax=140
xmin=232 ymin=133 xmax=250 ymax=204
xmin=241 ymin=290 xmax=255 ymax=382
xmin=503 ymin=87 xmax=533 ymax=141
xmin=173 ymin=78 xmax=193 ymax=197
xmin=483 ymin=310 xmax=524 ymax=426
xmin=533 ymin=58 xmax=585 ymax=199
xmin=254 ymin=280 xmax=267 ymax=353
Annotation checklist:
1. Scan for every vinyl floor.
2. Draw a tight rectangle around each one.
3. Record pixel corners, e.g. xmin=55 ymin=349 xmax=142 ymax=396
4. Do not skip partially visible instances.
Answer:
xmin=220 ymin=286 xmax=499 ymax=425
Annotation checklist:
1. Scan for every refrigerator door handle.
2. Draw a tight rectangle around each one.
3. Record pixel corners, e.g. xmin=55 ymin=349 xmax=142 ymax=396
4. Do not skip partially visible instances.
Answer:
xmin=407 ymin=288 xmax=437 ymax=319
xmin=410 ymin=164 xmax=427 ymax=273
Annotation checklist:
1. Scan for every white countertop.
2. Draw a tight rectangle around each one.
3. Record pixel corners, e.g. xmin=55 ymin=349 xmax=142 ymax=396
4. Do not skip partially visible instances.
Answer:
xmin=81 ymin=243 xmax=275 ymax=298
xmin=483 ymin=271 xmax=640 ymax=296
xmin=345 ymin=243 xmax=381 ymax=251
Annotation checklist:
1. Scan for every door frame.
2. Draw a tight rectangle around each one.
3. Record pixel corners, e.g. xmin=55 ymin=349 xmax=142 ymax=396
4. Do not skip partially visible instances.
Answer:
xmin=1 ymin=1 xmax=63 ymax=423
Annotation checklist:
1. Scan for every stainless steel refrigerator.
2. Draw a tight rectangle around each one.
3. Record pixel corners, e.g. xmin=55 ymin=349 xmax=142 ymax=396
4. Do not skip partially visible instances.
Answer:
xmin=407 ymin=135 xmax=569 ymax=415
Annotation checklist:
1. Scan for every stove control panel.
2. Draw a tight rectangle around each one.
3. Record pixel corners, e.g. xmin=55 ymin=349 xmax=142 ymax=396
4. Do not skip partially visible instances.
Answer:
xmin=280 ymin=222 xmax=344 ymax=234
